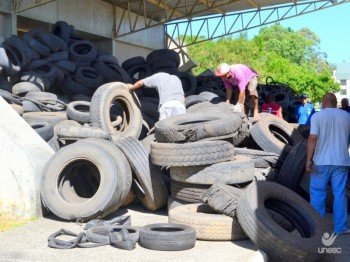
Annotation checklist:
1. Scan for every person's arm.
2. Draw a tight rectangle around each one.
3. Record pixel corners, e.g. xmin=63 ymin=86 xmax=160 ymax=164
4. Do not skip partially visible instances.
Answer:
xmin=237 ymin=89 xmax=245 ymax=104
xmin=226 ymin=87 xmax=233 ymax=104
xmin=127 ymin=79 xmax=144 ymax=91
xmin=306 ymin=134 xmax=317 ymax=174
xmin=278 ymin=106 xmax=283 ymax=118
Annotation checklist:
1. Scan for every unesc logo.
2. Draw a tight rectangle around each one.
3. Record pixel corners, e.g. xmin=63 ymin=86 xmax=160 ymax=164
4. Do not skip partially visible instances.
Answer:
xmin=318 ymin=232 xmax=342 ymax=254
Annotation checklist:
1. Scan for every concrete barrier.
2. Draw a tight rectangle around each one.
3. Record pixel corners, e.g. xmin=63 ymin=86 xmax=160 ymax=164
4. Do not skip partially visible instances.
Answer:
xmin=0 ymin=97 xmax=54 ymax=218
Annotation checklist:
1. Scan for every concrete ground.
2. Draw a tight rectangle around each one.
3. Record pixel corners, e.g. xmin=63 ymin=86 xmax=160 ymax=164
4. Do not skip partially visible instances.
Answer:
xmin=0 ymin=203 xmax=349 ymax=262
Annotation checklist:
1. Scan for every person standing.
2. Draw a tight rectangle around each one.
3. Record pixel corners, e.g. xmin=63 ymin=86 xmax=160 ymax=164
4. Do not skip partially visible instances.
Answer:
xmin=306 ymin=93 xmax=350 ymax=234
xmin=261 ymin=94 xmax=283 ymax=118
xmin=295 ymin=93 xmax=315 ymax=125
xmin=214 ymin=63 xmax=259 ymax=118
xmin=341 ymin=98 xmax=350 ymax=113
xmin=127 ymin=72 xmax=186 ymax=121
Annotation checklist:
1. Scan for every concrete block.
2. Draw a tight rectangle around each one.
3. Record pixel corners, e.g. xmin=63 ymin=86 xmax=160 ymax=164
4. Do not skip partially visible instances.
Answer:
xmin=0 ymin=97 xmax=54 ymax=219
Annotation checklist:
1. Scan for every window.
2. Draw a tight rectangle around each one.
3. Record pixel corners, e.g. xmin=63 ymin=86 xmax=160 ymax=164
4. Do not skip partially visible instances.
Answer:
xmin=340 ymin=89 xmax=347 ymax=95
xmin=340 ymin=79 xmax=347 ymax=85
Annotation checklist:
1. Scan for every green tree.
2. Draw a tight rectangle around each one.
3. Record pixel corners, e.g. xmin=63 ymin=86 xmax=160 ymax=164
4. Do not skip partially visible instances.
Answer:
xmin=186 ymin=24 xmax=339 ymax=102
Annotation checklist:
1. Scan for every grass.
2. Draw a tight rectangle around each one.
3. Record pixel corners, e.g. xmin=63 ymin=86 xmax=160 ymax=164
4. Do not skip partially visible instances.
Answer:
xmin=0 ymin=216 xmax=35 ymax=233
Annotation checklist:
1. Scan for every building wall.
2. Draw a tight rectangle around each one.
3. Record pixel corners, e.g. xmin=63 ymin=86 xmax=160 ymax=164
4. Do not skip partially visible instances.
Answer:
xmin=333 ymin=63 xmax=350 ymax=104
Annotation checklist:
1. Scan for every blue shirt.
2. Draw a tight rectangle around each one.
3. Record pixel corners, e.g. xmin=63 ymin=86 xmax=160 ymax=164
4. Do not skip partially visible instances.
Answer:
xmin=295 ymin=102 xmax=315 ymax=125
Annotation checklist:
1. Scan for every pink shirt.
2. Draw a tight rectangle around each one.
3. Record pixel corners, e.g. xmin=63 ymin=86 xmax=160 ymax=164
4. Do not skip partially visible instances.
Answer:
xmin=224 ymin=64 xmax=257 ymax=91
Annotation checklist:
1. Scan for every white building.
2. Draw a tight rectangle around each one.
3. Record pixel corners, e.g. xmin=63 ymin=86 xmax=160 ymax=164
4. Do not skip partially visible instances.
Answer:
xmin=334 ymin=62 xmax=350 ymax=104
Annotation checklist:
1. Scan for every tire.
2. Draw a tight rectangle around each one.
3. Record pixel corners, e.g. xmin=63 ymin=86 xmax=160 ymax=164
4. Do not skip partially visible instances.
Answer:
xmin=146 ymin=49 xmax=180 ymax=68
xmin=126 ymin=64 xmax=151 ymax=81
xmin=56 ymin=125 xmax=110 ymax=140
xmin=2 ymin=36 xmax=32 ymax=69
xmin=236 ymin=181 xmax=323 ymax=261
xmin=267 ymin=209 xmax=296 ymax=233
xmin=79 ymin=138 xmax=132 ymax=205
xmin=30 ymin=122 xmax=54 ymax=141
xmin=201 ymin=184 xmax=243 ymax=217
xmin=115 ymin=137 xmax=168 ymax=211
xmin=141 ymin=133 xmax=156 ymax=152
xmin=175 ymin=72 xmax=197 ymax=96
xmin=96 ymin=54 xmax=119 ymax=65
xmin=140 ymin=100 xmax=159 ymax=120
xmin=23 ymin=31 xmax=51 ymax=56
xmin=0 ymin=46 xmax=21 ymax=76
xmin=12 ymin=81 xmax=43 ymax=95
xmin=276 ymin=141 xmax=307 ymax=191
xmin=121 ymin=56 xmax=146 ymax=70
xmin=170 ymin=180 xmax=210 ymax=203
xmin=25 ymin=58 xmax=51 ymax=71
xmin=30 ymin=63 xmax=58 ymax=85
xmin=184 ymin=95 xmax=206 ymax=108
xmin=0 ymin=90 xmax=22 ymax=105
xmin=20 ymin=73 xmax=51 ymax=90
xmin=69 ymin=40 xmax=97 ymax=63
xmin=167 ymin=196 xmax=187 ymax=211
xmin=90 ymin=82 xmax=142 ymax=139
xmin=47 ymin=51 xmax=69 ymax=62
xmin=170 ymin=155 xmax=255 ymax=185
xmin=86 ymin=226 xmax=139 ymax=246
xmin=93 ymin=62 xmax=131 ymax=82
xmin=62 ymin=77 xmax=93 ymax=97
xmin=150 ymin=140 xmax=235 ymax=167
xmin=251 ymin=113 xmax=303 ymax=155
xmin=121 ymin=189 xmax=136 ymax=207
xmin=75 ymin=66 xmax=103 ymax=88
xmin=169 ymin=203 xmax=247 ymax=241
xmin=198 ymin=91 xmax=219 ymax=101
xmin=23 ymin=111 xmax=67 ymax=126
xmin=40 ymin=142 xmax=125 ymax=221
xmin=155 ymin=112 xmax=242 ymax=143
xmin=139 ymin=223 xmax=196 ymax=251
xmin=10 ymin=104 xmax=24 ymax=115
xmin=66 ymin=101 xmax=91 ymax=123
xmin=234 ymin=148 xmax=279 ymax=167
xmin=149 ymin=59 xmax=177 ymax=72
xmin=51 ymin=21 xmax=71 ymax=44
xmin=25 ymin=91 xmax=57 ymax=101
xmin=55 ymin=60 xmax=77 ymax=74
xmin=22 ymin=100 xmax=41 ymax=112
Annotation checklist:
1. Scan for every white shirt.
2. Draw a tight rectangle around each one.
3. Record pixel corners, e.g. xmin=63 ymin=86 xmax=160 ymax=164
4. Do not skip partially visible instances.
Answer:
xmin=310 ymin=108 xmax=350 ymax=166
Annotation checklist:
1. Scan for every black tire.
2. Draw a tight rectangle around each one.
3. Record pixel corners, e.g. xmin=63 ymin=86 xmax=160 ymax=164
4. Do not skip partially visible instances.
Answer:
xmin=47 ymin=51 xmax=69 ymax=62
xmin=3 ymin=36 xmax=32 ymax=68
xmin=126 ymin=64 xmax=151 ymax=81
xmin=0 ymin=90 xmax=22 ymax=105
xmin=175 ymin=72 xmax=197 ymax=96
xmin=267 ymin=209 xmax=296 ymax=233
xmin=236 ymin=181 xmax=323 ymax=261
xmin=184 ymin=95 xmax=207 ymax=108
xmin=139 ymin=223 xmax=196 ymax=251
xmin=90 ymin=82 xmax=142 ymax=139
xmin=75 ymin=66 xmax=103 ymax=88
xmin=0 ymin=46 xmax=21 ymax=76
xmin=251 ymin=113 xmax=303 ymax=155
xmin=149 ymin=59 xmax=177 ymax=72
xmin=40 ymin=142 xmax=125 ymax=221
xmin=201 ymin=184 xmax=243 ymax=217
xmin=55 ymin=60 xmax=77 ymax=74
xmin=115 ymin=137 xmax=168 ymax=211
xmin=170 ymin=180 xmax=210 ymax=203
xmin=66 ymin=101 xmax=91 ymax=123
xmin=140 ymin=100 xmax=159 ymax=120
xmin=22 ymin=100 xmax=41 ymax=112
xmin=150 ymin=140 xmax=235 ymax=167
xmin=155 ymin=112 xmax=242 ymax=143
xmin=62 ymin=77 xmax=93 ymax=97
xmin=146 ymin=49 xmax=180 ymax=68
xmin=23 ymin=111 xmax=67 ymax=126
xmin=30 ymin=122 xmax=54 ymax=141
xmin=30 ymin=63 xmax=58 ymax=85
xmin=12 ymin=82 xmax=43 ymax=95
xmin=121 ymin=56 xmax=146 ymax=71
xmin=51 ymin=21 xmax=71 ymax=44
xmin=23 ymin=31 xmax=51 ymax=56
xmin=276 ymin=141 xmax=307 ymax=191
xmin=25 ymin=58 xmax=51 ymax=71
xmin=20 ymin=73 xmax=51 ymax=90
xmin=169 ymin=155 xmax=255 ymax=185
xmin=93 ymin=62 xmax=131 ymax=82
xmin=69 ymin=40 xmax=97 ymax=63
xmin=152 ymin=67 xmax=180 ymax=75
xmin=96 ymin=54 xmax=119 ymax=65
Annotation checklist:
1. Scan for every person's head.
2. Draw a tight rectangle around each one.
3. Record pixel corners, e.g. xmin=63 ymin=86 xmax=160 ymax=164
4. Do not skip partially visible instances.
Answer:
xmin=322 ymin=93 xmax=337 ymax=109
xmin=214 ymin=63 xmax=231 ymax=80
xmin=268 ymin=95 xmax=276 ymax=103
xmin=341 ymin=98 xmax=349 ymax=108
xmin=300 ymin=93 xmax=308 ymax=105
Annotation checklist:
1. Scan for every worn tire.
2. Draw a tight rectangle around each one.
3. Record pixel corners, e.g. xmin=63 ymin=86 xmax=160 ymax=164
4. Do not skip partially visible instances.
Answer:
xmin=236 ymin=181 xmax=323 ymax=261
xmin=40 ymin=142 xmax=125 ymax=221
xmin=139 ymin=223 xmax=196 ymax=251
xmin=115 ymin=137 xmax=168 ymax=211
xmin=202 ymin=184 xmax=243 ymax=217
xmin=250 ymin=113 xmax=303 ymax=155
xmin=155 ymin=112 xmax=242 ymax=143
xmin=66 ymin=101 xmax=91 ymax=123
xmin=170 ymin=180 xmax=210 ymax=203
xmin=23 ymin=111 xmax=67 ymax=126
xmin=12 ymin=81 xmax=43 ymax=95
xmin=30 ymin=122 xmax=54 ymax=141
xmin=150 ymin=140 xmax=235 ymax=166
xmin=170 ymin=155 xmax=255 ymax=185
xmin=169 ymin=203 xmax=247 ymax=241
xmin=90 ymin=82 xmax=142 ymax=139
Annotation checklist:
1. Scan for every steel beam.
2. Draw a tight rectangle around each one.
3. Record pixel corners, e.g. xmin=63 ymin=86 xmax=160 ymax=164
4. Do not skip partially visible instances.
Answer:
xmin=165 ymin=0 xmax=350 ymax=48
xmin=13 ymin=0 xmax=56 ymax=13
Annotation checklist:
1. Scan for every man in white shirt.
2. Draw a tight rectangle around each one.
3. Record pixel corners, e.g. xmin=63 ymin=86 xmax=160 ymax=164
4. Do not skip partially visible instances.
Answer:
xmin=306 ymin=93 xmax=350 ymax=234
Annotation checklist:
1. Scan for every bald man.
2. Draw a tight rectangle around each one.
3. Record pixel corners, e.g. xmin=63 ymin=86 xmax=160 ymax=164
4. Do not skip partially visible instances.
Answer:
xmin=306 ymin=93 xmax=350 ymax=234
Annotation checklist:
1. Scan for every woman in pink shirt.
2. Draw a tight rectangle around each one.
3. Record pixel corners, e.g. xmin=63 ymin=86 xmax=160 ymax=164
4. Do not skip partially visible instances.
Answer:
xmin=215 ymin=63 xmax=259 ymax=118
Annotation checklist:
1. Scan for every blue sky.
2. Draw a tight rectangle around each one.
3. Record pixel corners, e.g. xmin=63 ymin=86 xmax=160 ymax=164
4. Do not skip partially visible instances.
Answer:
xmin=245 ymin=3 xmax=350 ymax=64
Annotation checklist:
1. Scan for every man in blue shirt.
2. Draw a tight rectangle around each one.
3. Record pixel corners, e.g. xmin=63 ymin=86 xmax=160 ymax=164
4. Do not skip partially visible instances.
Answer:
xmin=295 ymin=93 xmax=315 ymax=125
xmin=341 ymin=98 xmax=350 ymax=113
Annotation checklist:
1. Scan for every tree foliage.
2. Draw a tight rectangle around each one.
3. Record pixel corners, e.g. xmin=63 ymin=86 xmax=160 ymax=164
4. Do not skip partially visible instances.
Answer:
xmin=186 ymin=24 xmax=339 ymax=101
